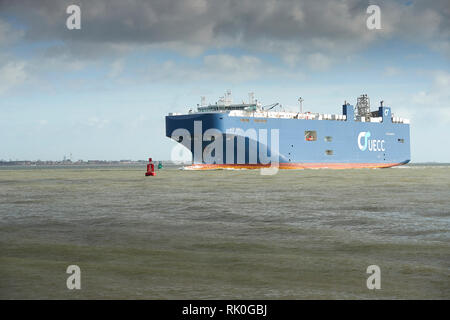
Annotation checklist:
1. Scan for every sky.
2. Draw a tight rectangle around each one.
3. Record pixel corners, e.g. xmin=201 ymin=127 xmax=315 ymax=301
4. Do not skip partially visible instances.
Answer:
xmin=0 ymin=0 xmax=449 ymax=162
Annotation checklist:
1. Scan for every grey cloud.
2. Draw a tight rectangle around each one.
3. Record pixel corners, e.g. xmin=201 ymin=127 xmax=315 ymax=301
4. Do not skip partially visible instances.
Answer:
xmin=1 ymin=0 xmax=449 ymax=59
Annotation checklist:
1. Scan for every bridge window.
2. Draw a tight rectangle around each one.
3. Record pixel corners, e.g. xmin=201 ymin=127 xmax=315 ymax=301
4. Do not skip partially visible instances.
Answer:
xmin=325 ymin=150 xmax=334 ymax=155
xmin=305 ymin=130 xmax=317 ymax=141
xmin=324 ymin=136 xmax=332 ymax=142
xmin=398 ymin=138 xmax=404 ymax=143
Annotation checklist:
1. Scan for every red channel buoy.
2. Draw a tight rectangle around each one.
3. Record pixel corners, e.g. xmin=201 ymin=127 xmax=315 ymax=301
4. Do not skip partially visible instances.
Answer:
xmin=145 ymin=158 xmax=156 ymax=176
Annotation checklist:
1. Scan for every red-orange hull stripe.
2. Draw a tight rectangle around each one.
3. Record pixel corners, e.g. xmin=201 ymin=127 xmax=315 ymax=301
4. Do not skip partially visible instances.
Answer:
xmin=184 ymin=163 xmax=403 ymax=170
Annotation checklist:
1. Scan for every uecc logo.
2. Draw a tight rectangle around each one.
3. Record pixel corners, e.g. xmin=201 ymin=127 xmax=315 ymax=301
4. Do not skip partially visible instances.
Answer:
xmin=358 ymin=131 xmax=385 ymax=152
xmin=358 ymin=131 xmax=371 ymax=151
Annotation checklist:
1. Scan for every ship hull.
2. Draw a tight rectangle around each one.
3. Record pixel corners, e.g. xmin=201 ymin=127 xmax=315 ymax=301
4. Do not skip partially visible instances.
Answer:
xmin=165 ymin=106 xmax=410 ymax=169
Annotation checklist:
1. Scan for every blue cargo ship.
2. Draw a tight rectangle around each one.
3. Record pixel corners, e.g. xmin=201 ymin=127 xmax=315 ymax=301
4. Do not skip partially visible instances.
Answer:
xmin=165 ymin=92 xmax=410 ymax=169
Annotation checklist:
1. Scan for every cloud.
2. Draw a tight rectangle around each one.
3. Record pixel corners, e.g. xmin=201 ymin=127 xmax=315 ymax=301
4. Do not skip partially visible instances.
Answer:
xmin=108 ymin=59 xmax=124 ymax=78
xmin=203 ymin=54 xmax=261 ymax=74
xmin=411 ymin=71 xmax=450 ymax=122
xmin=307 ymin=53 xmax=332 ymax=71
xmin=1 ymin=0 xmax=449 ymax=62
xmin=138 ymin=53 xmax=306 ymax=84
xmin=383 ymin=66 xmax=401 ymax=77
xmin=0 ymin=18 xmax=24 ymax=47
xmin=0 ymin=61 xmax=27 ymax=94
xmin=85 ymin=117 xmax=110 ymax=129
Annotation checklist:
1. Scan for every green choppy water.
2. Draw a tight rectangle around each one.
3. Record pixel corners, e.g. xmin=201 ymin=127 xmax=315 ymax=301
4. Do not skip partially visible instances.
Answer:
xmin=0 ymin=165 xmax=449 ymax=299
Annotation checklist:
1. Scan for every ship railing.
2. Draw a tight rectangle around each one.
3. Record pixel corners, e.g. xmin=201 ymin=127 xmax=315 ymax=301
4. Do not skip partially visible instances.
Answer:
xmin=228 ymin=110 xmax=349 ymax=121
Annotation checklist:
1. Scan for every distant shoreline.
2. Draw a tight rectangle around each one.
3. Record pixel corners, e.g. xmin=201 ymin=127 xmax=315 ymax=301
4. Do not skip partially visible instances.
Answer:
xmin=0 ymin=161 xmax=447 ymax=167
xmin=0 ymin=160 xmax=184 ymax=167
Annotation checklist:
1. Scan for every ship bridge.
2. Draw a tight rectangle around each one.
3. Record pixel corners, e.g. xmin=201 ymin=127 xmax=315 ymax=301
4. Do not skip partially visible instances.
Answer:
xmin=196 ymin=90 xmax=261 ymax=113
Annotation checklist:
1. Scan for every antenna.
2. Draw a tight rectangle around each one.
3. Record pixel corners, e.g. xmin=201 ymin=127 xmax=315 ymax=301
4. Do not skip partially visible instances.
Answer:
xmin=298 ymin=97 xmax=304 ymax=113
xmin=248 ymin=92 xmax=254 ymax=104
xmin=223 ymin=90 xmax=232 ymax=106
